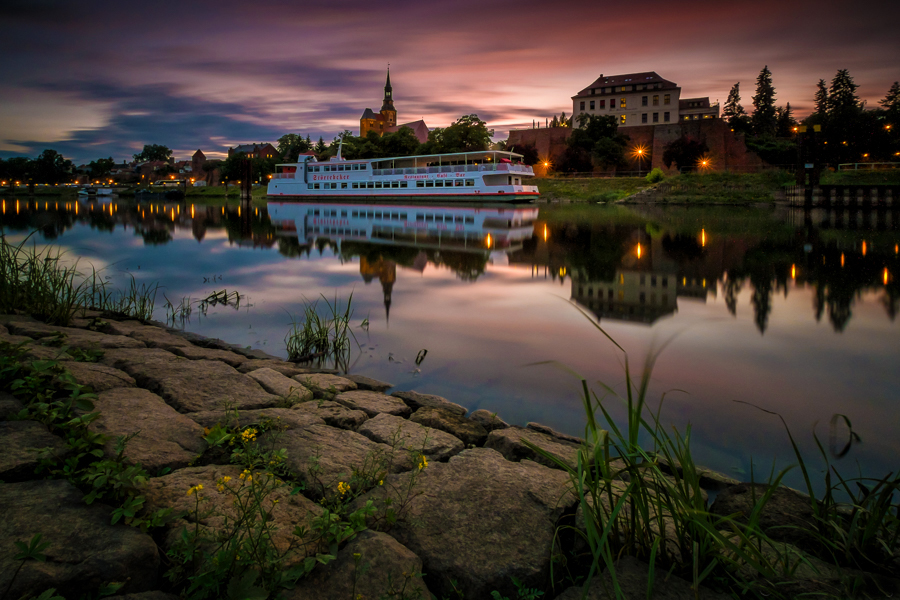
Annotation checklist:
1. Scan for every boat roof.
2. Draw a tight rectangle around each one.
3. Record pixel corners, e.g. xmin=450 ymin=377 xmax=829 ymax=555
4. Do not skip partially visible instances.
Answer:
xmin=276 ymin=149 xmax=523 ymax=168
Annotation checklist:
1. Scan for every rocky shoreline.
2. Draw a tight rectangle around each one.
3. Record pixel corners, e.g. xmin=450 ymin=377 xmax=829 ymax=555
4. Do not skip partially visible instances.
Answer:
xmin=1 ymin=312 xmax=897 ymax=600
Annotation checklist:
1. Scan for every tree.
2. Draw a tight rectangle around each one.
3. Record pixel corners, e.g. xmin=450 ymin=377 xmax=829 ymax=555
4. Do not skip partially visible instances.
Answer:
xmin=314 ymin=137 xmax=327 ymax=157
xmin=662 ymin=136 xmax=708 ymax=171
xmin=828 ymin=69 xmax=861 ymax=117
xmin=380 ymin=126 xmax=421 ymax=157
xmin=423 ymin=114 xmax=493 ymax=153
xmin=0 ymin=156 xmax=32 ymax=182
xmin=592 ymin=137 xmax=627 ymax=169
xmin=723 ymin=83 xmax=749 ymax=127
xmin=880 ymin=81 xmax=900 ymax=113
xmin=508 ymin=143 xmax=538 ymax=165
xmin=814 ymin=79 xmax=830 ymax=116
xmin=133 ymin=144 xmax=172 ymax=163
xmin=775 ymin=103 xmax=797 ymax=137
xmin=88 ymin=157 xmax=115 ymax=180
xmin=32 ymin=149 xmax=73 ymax=184
xmin=751 ymin=66 xmax=777 ymax=137
xmin=276 ymin=133 xmax=311 ymax=162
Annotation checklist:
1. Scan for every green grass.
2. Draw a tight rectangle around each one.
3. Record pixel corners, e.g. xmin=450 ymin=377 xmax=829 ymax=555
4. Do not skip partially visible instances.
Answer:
xmin=534 ymin=177 xmax=650 ymax=202
xmin=284 ymin=294 xmax=357 ymax=368
xmin=820 ymin=169 xmax=900 ymax=185
xmin=531 ymin=314 xmax=900 ymax=599
xmin=639 ymin=171 xmax=796 ymax=204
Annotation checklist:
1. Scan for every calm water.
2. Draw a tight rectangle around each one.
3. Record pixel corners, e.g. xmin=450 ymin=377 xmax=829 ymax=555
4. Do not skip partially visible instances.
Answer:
xmin=2 ymin=196 xmax=899 ymax=488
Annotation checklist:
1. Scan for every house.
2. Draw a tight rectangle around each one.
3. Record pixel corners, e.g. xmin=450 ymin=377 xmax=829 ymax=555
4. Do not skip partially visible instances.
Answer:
xmin=360 ymin=69 xmax=430 ymax=144
xmin=228 ymin=143 xmax=278 ymax=160
xmin=572 ymin=71 xmax=717 ymax=128
xmin=191 ymin=149 xmax=206 ymax=173
xmin=679 ymin=98 xmax=719 ymax=121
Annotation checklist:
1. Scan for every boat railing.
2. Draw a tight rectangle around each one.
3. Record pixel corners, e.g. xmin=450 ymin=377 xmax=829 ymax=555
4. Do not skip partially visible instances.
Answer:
xmin=271 ymin=173 xmax=295 ymax=179
xmin=369 ymin=163 xmax=533 ymax=176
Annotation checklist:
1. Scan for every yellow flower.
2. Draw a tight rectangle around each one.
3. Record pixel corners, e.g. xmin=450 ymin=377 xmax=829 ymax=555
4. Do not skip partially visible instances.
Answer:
xmin=418 ymin=456 xmax=428 ymax=471
xmin=241 ymin=428 xmax=257 ymax=443
xmin=239 ymin=469 xmax=252 ymax=482
xmin=378 ymin=479 xmax=384 ymax=486
xmin=337 ymin=481 xmax=350 ymax=495
xmin=187 ymin=484 xmax=204 ymax=496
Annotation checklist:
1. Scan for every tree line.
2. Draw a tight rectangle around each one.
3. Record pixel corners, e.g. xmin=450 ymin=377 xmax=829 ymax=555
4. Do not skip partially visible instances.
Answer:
xmin=722 ymin=67 xmax=899 ymax=166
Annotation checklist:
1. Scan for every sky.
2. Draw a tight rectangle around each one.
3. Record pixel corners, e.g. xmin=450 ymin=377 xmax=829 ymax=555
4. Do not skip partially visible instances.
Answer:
xmin=1 ymin=0 xmax=898 ymax=165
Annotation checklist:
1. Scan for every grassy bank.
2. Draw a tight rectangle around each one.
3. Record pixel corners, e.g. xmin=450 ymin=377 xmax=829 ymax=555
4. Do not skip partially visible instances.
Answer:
xmin=820 ymin=169 xmax=900 ymax=185
xmin=534 ymin=177 xmax=650 ymax=202
xmin=632 ymin=171 xmax=796 ymax=204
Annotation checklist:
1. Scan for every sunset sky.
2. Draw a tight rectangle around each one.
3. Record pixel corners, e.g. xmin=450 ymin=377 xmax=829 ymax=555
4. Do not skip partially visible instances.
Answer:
xmin=1 ymin=0 xmax=897 ymax=164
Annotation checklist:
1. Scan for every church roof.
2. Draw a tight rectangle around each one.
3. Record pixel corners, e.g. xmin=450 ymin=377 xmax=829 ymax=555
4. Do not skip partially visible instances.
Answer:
xmin=360 ymin=108 xmax=379 ymax=120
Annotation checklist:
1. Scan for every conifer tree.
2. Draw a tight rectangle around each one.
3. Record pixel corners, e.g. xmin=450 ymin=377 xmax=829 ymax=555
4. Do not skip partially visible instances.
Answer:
xmin=828 ymin=69 xmax=861 ymax=116
xmin=723 ymin=83 xmax=747 ymax=122
xmin=775 ymin=103 xmax=797 ymax=137
xmin=880 ymin=81 xmax=900 ymax=113
xmin=814 ymin=79 xmax=830 ymax=116
xmin=751 ymin=66 xmax=777 ymax=137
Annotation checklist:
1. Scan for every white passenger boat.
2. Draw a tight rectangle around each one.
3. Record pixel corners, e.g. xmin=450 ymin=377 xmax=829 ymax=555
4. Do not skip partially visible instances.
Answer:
xmin=267 ymin=200 xmax=538 ymax=254
xmin=267 ymin=150 xmax=538 ymax=201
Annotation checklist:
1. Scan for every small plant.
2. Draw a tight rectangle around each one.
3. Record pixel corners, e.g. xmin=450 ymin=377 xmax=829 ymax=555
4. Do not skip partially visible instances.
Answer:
xmin=645 ymin=167 xmax=666 ymax=184
xmin=285 ymin=293 xmax=358 ymax=369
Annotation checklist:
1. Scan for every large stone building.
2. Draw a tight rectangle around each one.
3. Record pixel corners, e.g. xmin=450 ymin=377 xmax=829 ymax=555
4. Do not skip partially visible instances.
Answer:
xmin=227 ymin=143 xmax=278 ymax=159
xmin=571 ymin=71 xmax=718 ymax=128
xmin=360 ymin=69 xmax=429 ymax=144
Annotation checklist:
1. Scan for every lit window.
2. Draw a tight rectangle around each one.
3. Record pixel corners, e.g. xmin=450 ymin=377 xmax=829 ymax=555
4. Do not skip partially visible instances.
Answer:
xmin=620 ymin=115 xmax=626 ymax=125
xmin=653 ymin=95 xmax=659 ymax=106
xmin=664 ymin=94 xmax=671 ymax=105
xmin=620 ymin=98 xmax=626 ymax=108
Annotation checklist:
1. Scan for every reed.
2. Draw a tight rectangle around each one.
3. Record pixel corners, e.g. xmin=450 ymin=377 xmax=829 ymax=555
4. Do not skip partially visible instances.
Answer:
xmin=284 ymin=293 xmax=357 ymax=367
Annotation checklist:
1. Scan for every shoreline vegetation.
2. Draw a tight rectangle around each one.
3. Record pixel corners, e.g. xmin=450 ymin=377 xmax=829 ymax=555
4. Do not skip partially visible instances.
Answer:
xmin=4 ymin=169 xmax=899 ymax=205
xmin=1 ymin=237 xmax=899 ymax=600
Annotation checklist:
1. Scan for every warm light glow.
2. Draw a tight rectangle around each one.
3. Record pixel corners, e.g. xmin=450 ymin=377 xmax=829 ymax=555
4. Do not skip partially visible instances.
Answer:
xmin=841 ymin=253 xmax=845 ymax=267
xmin=791 ymin=264 xmax=796 ymax=279
xmin=191 ymin=205 xmax=195 ymax=219
xmin=171 ymin=208 xmax=175 ymax=221
xmin=485 ymin=233 xmax=493 ymax=248
xmin=862 ymin=241 xmax=867 ymax=256
xmin=559 ymin=267 xmax=567 ymax=277
xmin=702 ymin=278 xmax=706 ymax=288
xmin=895 ymin=244 xmax=898 ymax=254
xmin=884 ymin=268 xmax=890 ymax=286
xmin=701 ymin=228 xmax=706 ymax=247
xmin=636 ymin=243 xmax=642 ymax=259
xmin=542 ymin=224 xmax=548 ymax=242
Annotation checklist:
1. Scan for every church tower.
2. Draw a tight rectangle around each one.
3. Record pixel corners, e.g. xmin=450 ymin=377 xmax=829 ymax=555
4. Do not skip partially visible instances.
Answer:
xmin=380 ymin=68 xmax=397 ymax=128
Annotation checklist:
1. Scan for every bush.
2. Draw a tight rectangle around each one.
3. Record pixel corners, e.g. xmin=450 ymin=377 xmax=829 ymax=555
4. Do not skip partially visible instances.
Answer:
xmin=645 ymin=168 xmax=666 ymax=184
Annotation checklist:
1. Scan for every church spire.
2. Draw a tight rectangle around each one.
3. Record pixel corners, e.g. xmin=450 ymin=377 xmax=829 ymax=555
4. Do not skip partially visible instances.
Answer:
xmin=381 ymin=66 xmax=395 ymax=114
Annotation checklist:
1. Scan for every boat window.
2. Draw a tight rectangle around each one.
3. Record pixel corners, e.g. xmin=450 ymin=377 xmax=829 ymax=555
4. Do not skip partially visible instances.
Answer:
xmin=352 ymin=183 xmax=359 ymax=189
xmin=400 ymin=213 xmax=407 ymax=219
xmin=308 ymin=185 xmax=314 ymax=190
xmin=367 ymin=182 xmax=374 ymax=189
xmin=341 ymin=183 xmax=347 ymax=189
xmin=401 ymin=181 xmax=408 ymax=188
xmin=466 ymin=179 xmax=474 ymax=186
xmin=392 ymin=181 xmax=399 ymax=188
xmin=352 ymin=211 xmax=358 ymax=217
xmin=454 ymin=216 xmax=463 ymax=223
xmin=455 ymin=180 xmax=463 ymax=187
xmin=375 ymin=182 xmax=382 ymax=189
xmin=425 ymin=181 xmax=434 ymax=188
xmin=417 ymin=181 xmax=425 ymax=188
xmin=341 ymin=211 xmax=347 ymax=217
xmin=314 ymin=183 xmax=321 ymax=189
xmin=435 ymin=180 xmax=443 ymax=187
xmin=425 ymin=214 xmax=434 ymax=222
xmin=465 ymin=216 xmax=474 ymax=224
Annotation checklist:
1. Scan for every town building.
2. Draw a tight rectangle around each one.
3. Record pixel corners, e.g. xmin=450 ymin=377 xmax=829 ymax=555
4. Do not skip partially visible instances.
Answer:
xmin=227 ymin=143 xmax=278 ymax=159
xmin=360 ymin=69 xmax=430 ymax=144
xmin=191 ymin=149 xmax=206 ymax=173
xmin=571 ymin=71 xmax=718 ymax=128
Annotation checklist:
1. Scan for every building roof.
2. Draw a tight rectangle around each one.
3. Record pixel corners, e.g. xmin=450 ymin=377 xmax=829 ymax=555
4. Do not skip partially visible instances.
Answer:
xmin=573 ymin=71 xmax=679 ymax=98
xmin=385 ymin=119 xmax=429 ymax=144
xmin=360 ymin=108 xmax=379 ymax=121
xmin=679 ymin=97 xmax=712 ymax=109
xmin=232 ymin=143 xmax=275 ymax=154
xmin=193 ymin=149 xmax=206 ymax=158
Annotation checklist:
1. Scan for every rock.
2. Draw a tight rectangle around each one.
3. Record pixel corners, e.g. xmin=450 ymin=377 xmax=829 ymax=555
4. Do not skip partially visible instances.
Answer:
xmin=0 ymin=391 xmax=24 ymax=420
xmin=470 ymin=409 xmax=509 ymax=431
xmin=285 ymin=530 xmax=431 ymax=600
xmin=358 ymin=413 xmax=464 ymax=461
xmin=103 ymin=320 xmax=192 ymax=351
xmin=64 ymin=361 xmax=136 ymax=392
xmin=527 ymin=422 xmax=584 ymax=444
xmin=0 ymin=322 xmax=7 ymax=334
xmin=354 ymin=448 xmax=575 ymax=600
xmin=186 ymin=408 xmax=324 ymax=431
xmin=344 ymin=374 xmax=394 ymax=392
xmin=237 ymin=359 xmax=311 ymax=377
xmin=173 ymin=331 xmax=234 ymax=350
xmin=0 ymin=479 xmax=159 ymax=598
xmin=142 ymin=465 xmax=323 ymax=566
xmin=264 ymin=424 xmax=412 ymax=500
xmin=291 ymin=400 xmax=368 ymax=430
xmin=655 ymin=456 xmax=740 ymax=491
xmin=485 ymin=426 xmax=581 ymax=470
xmin=229 ymin=346 xmax=282 ymax=360
xmin=100 ymin=347 xmax=181 ymax=369
xmin=4 ymin=320 xmax=146 ymax=350
xmin=710 ymin=483 xmax=819 ymax=554
xmin=169 ymin=344 xmax=250 ymax=367
xmin=392 ymin=390 xmax=467 ymax=415
xmin=247 ymin=368 xmax=313 ymax=402
xmin=0 ymin=420 xmax=68 ymax=481
xmin=334 ymin=390 xmax=411 ymax=418
xmin=90 ymin=388 xmax=206 ymax=472
xmin=294 ymin=373 xmax=358 ymax=397
xmin=554 ymin=555 xmax=730 ymax=599
xmin=106 ymin=352 xmax=278 ymax=413
xmin=409 ymin=407 xmax=488 ymax=447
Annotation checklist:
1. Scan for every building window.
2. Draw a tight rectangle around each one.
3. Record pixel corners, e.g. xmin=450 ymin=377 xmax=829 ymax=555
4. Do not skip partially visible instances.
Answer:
xmin=653 ymin=95 xmax=659 ymax=106
xmin=591 ymin=88 xmax=596 ymax=95
xmin=620 ymin=115 xmax=626 ymax=125
xmin=600 ymin=99 xmax=606 ymax=109
xmin=580 ymin=101 xmax=585 ymax=110
xmin=590 ymin=100 xmax=595 ymax=110
xmin=642 ymin=96 xmax=648 ymax=106
xmin=664 ymin=112 xmax=670 ymax=122
xmin=620 ymin=97 xmax=626 ymax=108
xmin=642 ymin=113 xmax=648 ymax=124
xmin=664 ymin=94 xmax=671 ymax=105
xmin=653 ymin=113 xmax=659 ymax=123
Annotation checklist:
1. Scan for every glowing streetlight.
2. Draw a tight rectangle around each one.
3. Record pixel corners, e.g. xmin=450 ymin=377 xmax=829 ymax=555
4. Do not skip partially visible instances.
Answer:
xmin=636 ymin=243 xmax=642 ymax=259
xmin=485 ymin=233 xmax=493 ymax=248
xmin=791 ymin=264 xmax=796 ymax=279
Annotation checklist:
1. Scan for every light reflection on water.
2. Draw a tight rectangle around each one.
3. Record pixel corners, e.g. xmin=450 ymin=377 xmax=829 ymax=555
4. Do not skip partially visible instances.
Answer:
xmin=2 ymin=196 xmax=899 ymax=490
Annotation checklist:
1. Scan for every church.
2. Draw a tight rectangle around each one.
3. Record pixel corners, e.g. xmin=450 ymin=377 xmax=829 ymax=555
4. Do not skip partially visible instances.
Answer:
xmin=359 ymin=69 xmax=429 ymax=144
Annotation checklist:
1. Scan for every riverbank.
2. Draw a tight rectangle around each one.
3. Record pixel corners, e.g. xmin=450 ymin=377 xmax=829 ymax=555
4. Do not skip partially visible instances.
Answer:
xmin=2 ymin=304 xmax=898 ymax=599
